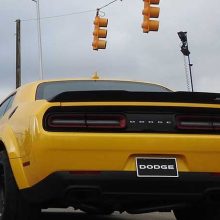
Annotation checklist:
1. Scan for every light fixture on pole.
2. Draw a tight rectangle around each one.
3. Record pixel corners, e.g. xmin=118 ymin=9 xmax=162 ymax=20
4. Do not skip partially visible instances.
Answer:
xmin=178 ymin=31 xmax=194 ymax=92
xmin=32 ymin=0 xmax=44 ymax=80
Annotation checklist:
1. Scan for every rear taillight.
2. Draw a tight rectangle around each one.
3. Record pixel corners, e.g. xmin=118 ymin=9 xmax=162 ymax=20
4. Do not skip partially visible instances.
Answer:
xmin=86 ymin=115 xmax=126 ymax=128
xmin=47 ymin=114 xmax=86 ymax=128
xmin=176 ymin=115 xmax=220 ymax=131
xmin=46 ymin=113 xmax=126 ymax=130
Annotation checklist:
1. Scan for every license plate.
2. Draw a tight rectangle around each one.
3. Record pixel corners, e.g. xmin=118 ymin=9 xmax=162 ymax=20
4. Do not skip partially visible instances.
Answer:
xmin=136 ymin=157 xmax=179 ymax=177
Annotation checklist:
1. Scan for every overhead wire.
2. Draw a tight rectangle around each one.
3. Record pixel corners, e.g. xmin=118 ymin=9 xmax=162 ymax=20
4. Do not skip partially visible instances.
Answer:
xmin=21 ymin=9 xmax=96 ymax=22
xmin=98 ymin=0 xmax=122 ymax=10
xmin=21 ymin=0 xmax=123 ymax=22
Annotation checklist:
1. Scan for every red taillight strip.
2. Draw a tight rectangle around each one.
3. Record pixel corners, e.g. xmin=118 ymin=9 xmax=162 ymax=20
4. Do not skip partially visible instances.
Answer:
xmin=213 ymin=122 xmax=220 ymax=130
xmin=86 ymin=115 xmax=126 ymax=128
xmin=46 ymin=114 xmax=126 ymax=129
xmin=176 ymin=115 xmax=220 ymax=130
xmin=47 ymin=114 xmax=86 ymax=128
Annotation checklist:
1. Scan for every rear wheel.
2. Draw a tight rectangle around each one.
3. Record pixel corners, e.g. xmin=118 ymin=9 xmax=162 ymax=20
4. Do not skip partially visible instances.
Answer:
xmin=173 ymin=205 xmax=219 ymax=220
xmin=0 ymin=151 xmax=40 ymax=220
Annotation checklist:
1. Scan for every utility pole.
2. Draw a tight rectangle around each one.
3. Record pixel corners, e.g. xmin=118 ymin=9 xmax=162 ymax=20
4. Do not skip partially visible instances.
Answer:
xmin=32 ymin=0 xmax=44 ymax=80
xmin=178 ymin=31 xmax=194 ymax=92
xmin=16 ymin=19 xmax=21 ymax=89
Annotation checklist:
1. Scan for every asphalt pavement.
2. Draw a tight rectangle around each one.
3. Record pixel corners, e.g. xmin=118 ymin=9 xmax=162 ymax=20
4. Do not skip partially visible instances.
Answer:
xmin=41 ymin=209 xmax=176 ymax=220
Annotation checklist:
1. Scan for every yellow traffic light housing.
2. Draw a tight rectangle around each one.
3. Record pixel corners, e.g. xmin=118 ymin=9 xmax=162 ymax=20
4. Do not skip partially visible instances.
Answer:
xmin=92 ymin=16 xmax=108 ymax=50
xmin=142 ymin=0 xmax=160 ymax=33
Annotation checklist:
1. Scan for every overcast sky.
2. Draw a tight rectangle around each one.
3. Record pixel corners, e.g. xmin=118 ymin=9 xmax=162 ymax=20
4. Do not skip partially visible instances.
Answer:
xmin=0 ymin=0 xmax=220 ymax=101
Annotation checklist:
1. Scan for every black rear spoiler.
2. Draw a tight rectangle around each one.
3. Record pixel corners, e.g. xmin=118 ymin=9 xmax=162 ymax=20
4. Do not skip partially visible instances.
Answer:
xmin=47 ymin=90 xmax=220 ymax=104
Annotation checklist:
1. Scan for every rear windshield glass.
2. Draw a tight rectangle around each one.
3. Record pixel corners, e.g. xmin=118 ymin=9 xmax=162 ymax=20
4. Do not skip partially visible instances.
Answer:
xmin=36 ymin=80 xmax=171 ymax=100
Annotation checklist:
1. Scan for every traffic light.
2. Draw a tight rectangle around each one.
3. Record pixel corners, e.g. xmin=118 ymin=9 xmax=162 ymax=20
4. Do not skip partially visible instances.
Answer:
xmin=92 ymin=16 xmax=108 ymax=50
xmin=142 ymin=0 xmax=160 ymax=33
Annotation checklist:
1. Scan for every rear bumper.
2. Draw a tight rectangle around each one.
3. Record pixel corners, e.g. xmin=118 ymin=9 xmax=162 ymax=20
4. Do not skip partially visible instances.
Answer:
xmin=11 ymin=128 xmax=220 ymax=191
xmin=20 ymin=132 xmax=220 ymax=187
xmin=21 ymin=171 xmax=220 ymax=208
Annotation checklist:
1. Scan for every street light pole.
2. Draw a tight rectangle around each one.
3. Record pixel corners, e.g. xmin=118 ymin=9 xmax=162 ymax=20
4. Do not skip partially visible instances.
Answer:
xmin=33 ymin=0 xmax=44 ymax=80
xmin=187 ymin=54 xmax=194 ymax=92
xmin=178 ymin=31 xmax=194 ymax=92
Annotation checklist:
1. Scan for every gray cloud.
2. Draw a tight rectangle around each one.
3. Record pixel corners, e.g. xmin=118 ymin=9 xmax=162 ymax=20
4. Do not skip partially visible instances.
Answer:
xmin=1 ymin=0 xmax=220 ymax=101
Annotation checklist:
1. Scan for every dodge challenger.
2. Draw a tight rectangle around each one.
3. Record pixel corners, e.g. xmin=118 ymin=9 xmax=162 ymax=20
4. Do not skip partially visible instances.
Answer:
xmin=0 ymin=78 xmax=220 ymax=220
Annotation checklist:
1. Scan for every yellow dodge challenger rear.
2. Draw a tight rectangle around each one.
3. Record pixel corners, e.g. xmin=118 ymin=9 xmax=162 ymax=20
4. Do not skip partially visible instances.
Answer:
xmin=0 ymin=78 xmax=220 ymax=220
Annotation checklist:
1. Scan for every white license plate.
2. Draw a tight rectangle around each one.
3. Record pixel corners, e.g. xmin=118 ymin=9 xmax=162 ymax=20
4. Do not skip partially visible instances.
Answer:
xmin=136 ymin=157 xmax=179 ymax=178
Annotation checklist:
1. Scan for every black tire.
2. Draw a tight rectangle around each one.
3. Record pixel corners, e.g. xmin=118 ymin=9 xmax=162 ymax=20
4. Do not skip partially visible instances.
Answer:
xmin=0 ymin=151 xmax=40 ymax=220
xmin=173 ymin=205 xmax=218 ymax=220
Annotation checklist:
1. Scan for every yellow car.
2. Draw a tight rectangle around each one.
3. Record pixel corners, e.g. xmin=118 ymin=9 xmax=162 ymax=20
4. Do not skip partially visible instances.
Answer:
xmin=0 ymin=78 xmax=220 ymax=220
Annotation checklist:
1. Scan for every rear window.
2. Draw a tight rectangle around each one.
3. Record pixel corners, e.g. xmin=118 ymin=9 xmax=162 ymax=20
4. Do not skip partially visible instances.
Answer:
xmin=36 ymin=80 xmax=171 ymax=100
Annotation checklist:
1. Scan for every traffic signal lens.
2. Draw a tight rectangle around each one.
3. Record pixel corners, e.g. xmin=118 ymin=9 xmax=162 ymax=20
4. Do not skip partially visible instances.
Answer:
xmin=149 ymin=20 xmax=159 ymax=31
xmin=143 ymin=6 xmax=160 ymax=18
xmin=93 ymin=29 xmax=107 ymax=38
xmin=150 ymin=0 xmax=160 ymax=4
xmin=142 ymin=20 xmax=159 ymax=33
xmin=92 ymin=40 xmax=107 ymax=50
xmin=94 ymin=17 xmax=108 ymax=27
xmin=150 ymin=7 xmax=160 ymax=18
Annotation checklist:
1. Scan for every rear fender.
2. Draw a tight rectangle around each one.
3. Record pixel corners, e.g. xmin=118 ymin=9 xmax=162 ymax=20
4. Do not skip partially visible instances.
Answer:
xmin=0 ymin=126 xmax=30 ymax=189
xmin=0 ymin=125 xmax=22 ymax=158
